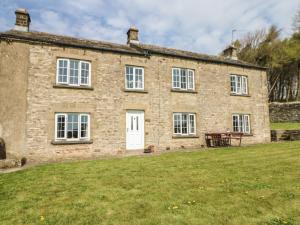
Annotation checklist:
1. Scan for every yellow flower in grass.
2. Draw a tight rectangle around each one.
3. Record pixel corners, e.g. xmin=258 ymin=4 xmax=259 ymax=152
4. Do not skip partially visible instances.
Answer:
xmin=40 ymin=216 xmax=45 ymax=221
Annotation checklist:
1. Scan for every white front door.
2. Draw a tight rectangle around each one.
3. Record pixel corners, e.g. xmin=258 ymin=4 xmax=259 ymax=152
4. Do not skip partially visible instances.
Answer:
xmin=126 ymin=110 xmax=144 ymax=150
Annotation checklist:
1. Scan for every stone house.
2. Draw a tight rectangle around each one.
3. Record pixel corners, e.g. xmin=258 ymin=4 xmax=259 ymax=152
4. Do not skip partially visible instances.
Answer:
xmin=0 ymin=9 xmax=270 ymax=162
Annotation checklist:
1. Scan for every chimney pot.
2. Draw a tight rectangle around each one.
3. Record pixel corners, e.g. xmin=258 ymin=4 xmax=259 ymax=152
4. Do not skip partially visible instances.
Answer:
xmin=14 ymin=8 xmax=31 ymax=32
xmin=127 ymin=26 xmax=139 ymax=44
xmin=222 ymin=45 xmax=238 ymax=60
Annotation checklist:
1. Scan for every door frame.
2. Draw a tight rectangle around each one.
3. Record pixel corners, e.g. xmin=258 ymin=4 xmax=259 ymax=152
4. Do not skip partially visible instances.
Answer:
xmin=126 ymin=110 xmax=145 ymax=150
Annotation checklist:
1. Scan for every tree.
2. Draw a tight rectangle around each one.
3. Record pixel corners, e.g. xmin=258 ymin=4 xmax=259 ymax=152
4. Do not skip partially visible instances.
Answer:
xmin=292 ymin=7 xmax=300 ymax=33
xmin=234 ymin=20 xmax=300 ymax=102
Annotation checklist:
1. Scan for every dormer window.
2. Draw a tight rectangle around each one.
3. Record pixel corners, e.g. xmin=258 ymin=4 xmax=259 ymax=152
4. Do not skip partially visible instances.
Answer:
xmin=56 ymin=58 xmax=91 ymax=86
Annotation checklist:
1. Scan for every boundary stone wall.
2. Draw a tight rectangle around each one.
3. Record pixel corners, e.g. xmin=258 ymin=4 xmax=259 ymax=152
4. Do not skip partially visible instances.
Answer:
xmin=269 ymin=102 xmax=300 ymax=122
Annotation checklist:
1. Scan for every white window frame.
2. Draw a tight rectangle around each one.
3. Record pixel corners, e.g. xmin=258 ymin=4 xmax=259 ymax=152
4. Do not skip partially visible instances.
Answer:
xmin=125 ymin=65 xmax=144 ymax=90
xmin=173 ymin=113 xmax=196 ymax=135
xmin=232 ymin=114 xmax=251 ymax=134
xmin=56 ymin=58 xmax=91 ymax=86
xmin=79 ymin=113 xmax=90 ymax=140
xmin=55 ymin=113 xmax=67 ymax=140
xmin=172 ymin=68 xmax=195 ymax=91
xmin=55 ymin=113 xmax=90 ymax=141
xmin=230 ymin=75 xmax=248 ymax=95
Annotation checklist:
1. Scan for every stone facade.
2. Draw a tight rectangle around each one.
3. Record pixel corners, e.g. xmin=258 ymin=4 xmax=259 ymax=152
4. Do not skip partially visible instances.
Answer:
xmin=0 ymin=9 xmax=271 ymax=162
xmin=269 ymin=102 xmax=300 ymax=122
xmin=0 ymin=41 xmax=29 ymax=159
xmin=0 ymin=39 xmax=271 ymax=162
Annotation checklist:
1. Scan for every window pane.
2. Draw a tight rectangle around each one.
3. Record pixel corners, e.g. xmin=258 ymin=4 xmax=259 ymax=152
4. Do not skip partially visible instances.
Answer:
xmin=244 ymin=115 xmax=250 ymax=133
xmin=188 ymin=70 xmax=194 ymax=90
xmin=238 ymin=115 xmax=243 ymax=132
xmin=233 ymin=115 xmax=239 ymax=132
xmin=172 ymin=69 xmax=180 ymax=88
xmin=236 ymin=76 xmax=242 ymax=94
xmin=189 ymin=114 xmax=195 ymax=134
xmin=131 ymin=116 xmax=134 ymax=131
xmin=135 ymin=68 xmax=143 ymax=89
xmin=230 ymin=75 xmax=236 ymax=93
xmin=56 ymin=115 xmax=65 ymax=138
xmin=242 ymin=76 xmax=248 ymax=94
xmin=81 ymin=62 xmax=90 ymax=85
xmin=173 ymin=114 xmax=181 ymax=134
xmin=138 ymin=74 xmax=143 ymax=88
xmin=126 ymin=74 xmax=134 ymax=88
xmin=182 ymin=114 xmax=188 ymax=134
xmin=67 ymin=114 xmax=79 ymax=139
xmin=181 ymin=69 xmax=187 ymax=89
xmin=58 ymin=59 xmax=68 ymax=83
xmin=80 ymin=115 xmax=88 ymax=138
xmin=69 ymin=60 xmax=79 ymax=85
xmin=126 ymin=66 xmax=134 ymax=89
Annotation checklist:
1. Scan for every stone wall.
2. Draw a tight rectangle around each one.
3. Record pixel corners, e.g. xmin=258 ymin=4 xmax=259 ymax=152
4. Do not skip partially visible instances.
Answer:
xmin=271 ymin=130 xmax=300 ymax=141
xmin=1 ymin=41 xmax=271 ymax=162
xmin=0 ymin=41 xmax=29 ymax=159
xmin=269 ymin=102 xmax=300 ymax=122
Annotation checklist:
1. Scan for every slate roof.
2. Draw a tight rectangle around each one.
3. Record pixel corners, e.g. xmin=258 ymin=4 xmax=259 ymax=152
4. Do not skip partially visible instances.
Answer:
xmin=0 ymin=30 xmax=267 ymax=70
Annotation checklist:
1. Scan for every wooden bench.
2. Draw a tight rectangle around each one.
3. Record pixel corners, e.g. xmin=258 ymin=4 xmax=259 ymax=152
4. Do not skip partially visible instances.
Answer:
xmin=205 ymin=133 xmax=231 ymax=147
xmin=205 ymin=132 xmax=243 ymax=147
xmin=229 ymin=132 xmax=243 ymax=146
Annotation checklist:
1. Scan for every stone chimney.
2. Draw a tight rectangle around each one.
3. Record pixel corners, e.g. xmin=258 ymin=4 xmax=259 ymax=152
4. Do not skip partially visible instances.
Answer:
xmin=14 ymin=8 xmax=31 ymax=32
xmin=127 ymin=26 xmax=139 ymax=44
xmin=222 ymin=45 xmax=238 ymax=60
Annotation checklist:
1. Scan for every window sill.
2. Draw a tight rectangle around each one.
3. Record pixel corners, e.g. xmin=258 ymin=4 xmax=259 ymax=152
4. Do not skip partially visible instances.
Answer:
xmin=53 ymin=84 xmax=94 ymax=90
xmin=231 ymin=133 xmax=253 ymax=137
xmin=230 ymin=93 xmax=251 ymax=97
xmin=242 ymin=133 xmax=253 ymax=137
xmin=124 ymin=89 xmax=148 ymax=93
xmin=51 ymin=140 xmax=93 ymax=145
xmin=172 ymin=135 xmax=199 ymax=139
xmin=171 ymin=89 xmax=198 ymax=94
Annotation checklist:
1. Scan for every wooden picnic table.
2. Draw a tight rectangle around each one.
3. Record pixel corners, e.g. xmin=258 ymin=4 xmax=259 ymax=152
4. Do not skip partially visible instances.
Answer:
xmin=205 ymin=132 xmax=243 ymax=147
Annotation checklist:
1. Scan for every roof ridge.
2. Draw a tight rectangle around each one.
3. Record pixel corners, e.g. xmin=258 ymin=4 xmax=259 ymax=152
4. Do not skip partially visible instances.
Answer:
xmin=13 ymin=30 xmax=132 ymax=48
xmin=0 ymin=30 xmax=266 ymax=70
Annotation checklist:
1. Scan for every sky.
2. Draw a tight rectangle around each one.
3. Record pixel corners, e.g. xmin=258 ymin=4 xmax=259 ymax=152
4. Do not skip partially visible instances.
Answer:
xmin=0 ymin=0 xmax=299 ymax=55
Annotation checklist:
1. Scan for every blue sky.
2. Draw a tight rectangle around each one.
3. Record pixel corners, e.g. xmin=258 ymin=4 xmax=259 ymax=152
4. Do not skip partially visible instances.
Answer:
xmin=0 ymin=0 xmax=299 ymax=54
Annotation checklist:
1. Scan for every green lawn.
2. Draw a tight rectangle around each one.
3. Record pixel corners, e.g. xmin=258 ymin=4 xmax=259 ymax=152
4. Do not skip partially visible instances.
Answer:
xmin=1 ymin=142 xmax=300 ymax=225
xmin=271 ymin=122 xmax=300 ymax=130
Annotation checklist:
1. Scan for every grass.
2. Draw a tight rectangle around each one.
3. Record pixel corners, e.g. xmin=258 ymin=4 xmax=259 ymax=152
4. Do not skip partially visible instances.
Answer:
xmin=271 ymin=122 xmax=300 ymax=130
xmin=1 ymin=142 xmax=300 ymax=225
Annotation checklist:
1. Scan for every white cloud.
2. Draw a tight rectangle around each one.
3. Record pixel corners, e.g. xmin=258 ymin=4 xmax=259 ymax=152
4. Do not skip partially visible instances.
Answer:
xmin=106 ymin=11 xmax=131 ymax=29
xmin=33 ymin=10 xmax=70 ymax=35
xmin=1 ymin=0 xmax=299 ymax=54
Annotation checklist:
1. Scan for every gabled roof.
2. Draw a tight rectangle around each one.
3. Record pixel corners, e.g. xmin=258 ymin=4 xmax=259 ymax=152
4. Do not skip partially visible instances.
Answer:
xmin=0 ymin=30 xmax=267 ymax=70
